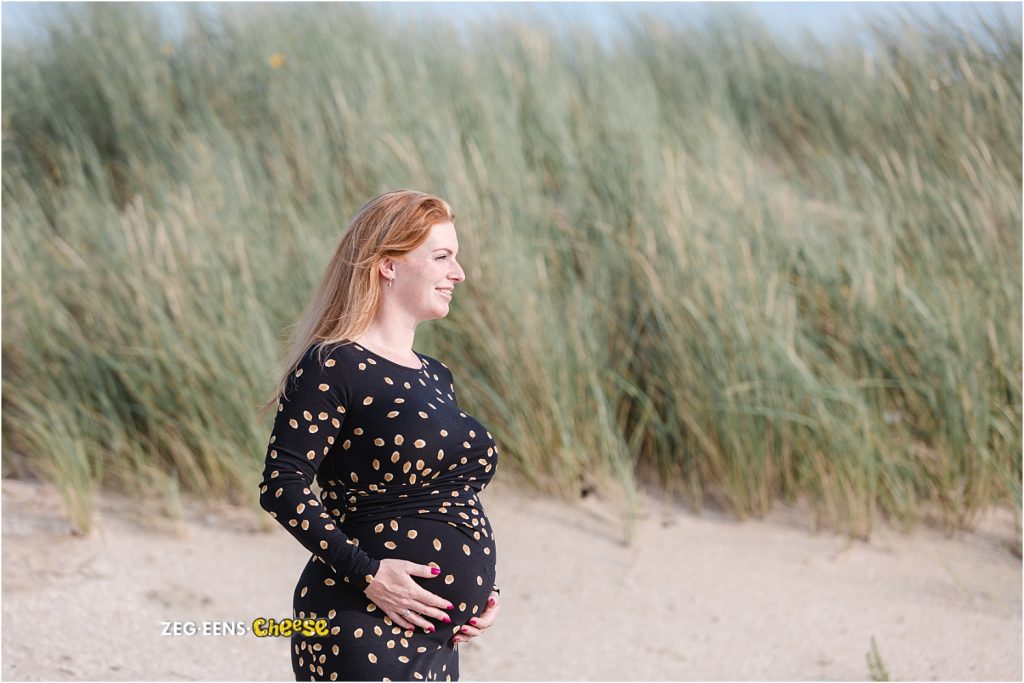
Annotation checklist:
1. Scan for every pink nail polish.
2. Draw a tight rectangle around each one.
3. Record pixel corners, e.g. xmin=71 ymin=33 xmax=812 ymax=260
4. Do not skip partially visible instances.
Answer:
xmin=442 ymin=617 xmax=451 ymax=623
xmin=453 ymin=637 xmax=460 ymax=644
xmin=446 ymin=604 xmax=454 ymax=610
xmin=426 ymin=626 xmax=435 ymax=633
xmin=469 ymin=618 xmax=477 ymax=626
xmin=431 ymin=568 xmax=440 ymax=575
xmin=487 ymin=597 xmax=495 ymax=606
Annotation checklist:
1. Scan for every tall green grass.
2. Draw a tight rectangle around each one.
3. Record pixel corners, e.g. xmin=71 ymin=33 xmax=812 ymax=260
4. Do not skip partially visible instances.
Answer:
xmin=2 ymin=4 xmax=1019 ymax=539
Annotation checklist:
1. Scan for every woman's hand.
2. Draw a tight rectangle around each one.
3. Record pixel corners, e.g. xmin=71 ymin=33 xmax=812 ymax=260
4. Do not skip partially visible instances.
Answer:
xmin=364 ymin=559 xmax=455 ymax=633
xmin=452 ymin=591 xmax=501 ymax=645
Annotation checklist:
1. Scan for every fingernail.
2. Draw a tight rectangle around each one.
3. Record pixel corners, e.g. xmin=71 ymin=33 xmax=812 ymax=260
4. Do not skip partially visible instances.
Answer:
xmin=453 ymin=637 xmax=460 ymax=643
xmin=469 ymin=618 xmax=478 ymax=626
xmin=488 ymin=597 xmax=495 ymax=606
xmin=442 ymin=616 xmax=451 ymax=623
xmin=431 ymin=568 xmax=440 ymax=575
xmin=446 ymin=604 xmax=454 ymax=610
xmin=426 ymin=626 xmax=435 ymax=633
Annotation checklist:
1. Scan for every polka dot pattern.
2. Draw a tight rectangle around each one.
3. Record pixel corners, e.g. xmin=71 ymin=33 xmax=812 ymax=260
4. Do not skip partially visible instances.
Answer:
xmin=259 ymin=341 xmax=500 ymax=681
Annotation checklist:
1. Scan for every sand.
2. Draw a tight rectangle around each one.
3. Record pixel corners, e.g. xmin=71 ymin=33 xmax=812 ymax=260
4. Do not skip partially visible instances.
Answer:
xmin=1 ymin=476 xmax=1020 ymax=681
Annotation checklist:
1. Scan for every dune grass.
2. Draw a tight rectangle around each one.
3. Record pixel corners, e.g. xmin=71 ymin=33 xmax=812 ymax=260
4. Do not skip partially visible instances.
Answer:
xmin=2 ymin=3 xmax=1019 ymax=539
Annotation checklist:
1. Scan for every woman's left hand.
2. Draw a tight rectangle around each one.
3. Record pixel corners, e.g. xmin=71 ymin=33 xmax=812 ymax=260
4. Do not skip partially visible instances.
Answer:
xmin=452 ymin=591 xmax=501 ymax=645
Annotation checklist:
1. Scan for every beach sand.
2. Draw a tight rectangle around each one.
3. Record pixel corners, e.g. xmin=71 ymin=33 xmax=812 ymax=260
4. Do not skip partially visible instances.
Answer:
xmin=1 ymin=476 xmax=1019 ymax=680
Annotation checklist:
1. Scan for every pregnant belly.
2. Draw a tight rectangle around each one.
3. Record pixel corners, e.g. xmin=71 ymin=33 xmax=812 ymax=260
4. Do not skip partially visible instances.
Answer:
xmin=342 ymin=516 xmax=497 ymax=626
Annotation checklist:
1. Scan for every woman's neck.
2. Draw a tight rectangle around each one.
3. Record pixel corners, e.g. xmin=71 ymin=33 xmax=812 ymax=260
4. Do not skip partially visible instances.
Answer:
xmin=351 ymin=327 xmax=417 ymax=359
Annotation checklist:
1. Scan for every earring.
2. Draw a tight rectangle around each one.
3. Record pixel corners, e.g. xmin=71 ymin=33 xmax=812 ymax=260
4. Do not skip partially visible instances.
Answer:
xmin=388 ymin=278 xmax=393 ymax=288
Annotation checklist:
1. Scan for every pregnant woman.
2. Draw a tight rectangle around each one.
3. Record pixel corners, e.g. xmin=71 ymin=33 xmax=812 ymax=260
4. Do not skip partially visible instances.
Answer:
xmin=256 ymin=190 xmax=501 ymax=681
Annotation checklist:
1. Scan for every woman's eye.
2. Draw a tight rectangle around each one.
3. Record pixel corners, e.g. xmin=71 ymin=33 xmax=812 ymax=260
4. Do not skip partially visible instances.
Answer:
xmin=436 ymin=255 xmax=447 ymax=260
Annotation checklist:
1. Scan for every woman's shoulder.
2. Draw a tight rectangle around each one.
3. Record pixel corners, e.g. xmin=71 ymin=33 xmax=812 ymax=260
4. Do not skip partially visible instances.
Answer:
xmin=303 ymin=340 xmax=363 ymax=368
xmin=279 ymin=342 xmax=353 ymax=400
xmin=290 ymin=341 xmax=367 ymax=382
xmin=306 ymin=340 xmax=451 ymax=380
xmin=417 ymin=351 xmax=450 ymax=372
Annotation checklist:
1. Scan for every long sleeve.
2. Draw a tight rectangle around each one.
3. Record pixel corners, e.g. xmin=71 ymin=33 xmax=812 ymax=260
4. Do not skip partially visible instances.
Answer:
xmin=258 ymin=345 xmax=381 ymax=588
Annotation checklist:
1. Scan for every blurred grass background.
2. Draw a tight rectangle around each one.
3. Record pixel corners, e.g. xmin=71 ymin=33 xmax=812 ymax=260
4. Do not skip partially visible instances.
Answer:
xmin=2 ymin=3 xmax=1020 ymax=541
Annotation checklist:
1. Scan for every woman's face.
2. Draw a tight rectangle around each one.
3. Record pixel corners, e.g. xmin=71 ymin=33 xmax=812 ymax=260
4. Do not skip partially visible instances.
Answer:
xmin=389 ymin=221 xmax=465 ymax=321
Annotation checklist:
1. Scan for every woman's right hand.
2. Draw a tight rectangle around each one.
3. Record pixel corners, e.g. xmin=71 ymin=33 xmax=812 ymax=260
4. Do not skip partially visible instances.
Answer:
xmin=364 ymin=559 xmax=455 ymax=633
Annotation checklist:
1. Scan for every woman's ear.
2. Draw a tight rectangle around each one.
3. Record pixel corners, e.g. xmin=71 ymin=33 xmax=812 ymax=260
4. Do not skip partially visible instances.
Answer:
xmin=378 ymin=257 xmax=396 ymax=281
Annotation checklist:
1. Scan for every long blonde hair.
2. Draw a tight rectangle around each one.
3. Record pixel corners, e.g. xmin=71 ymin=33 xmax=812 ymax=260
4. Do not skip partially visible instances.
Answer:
xmin=256 ymin=189 xmax=456 ymax=422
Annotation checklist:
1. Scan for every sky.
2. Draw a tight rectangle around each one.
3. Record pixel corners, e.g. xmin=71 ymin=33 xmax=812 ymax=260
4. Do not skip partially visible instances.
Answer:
xmin=2 ymin=1 xmax=1021 ymax=53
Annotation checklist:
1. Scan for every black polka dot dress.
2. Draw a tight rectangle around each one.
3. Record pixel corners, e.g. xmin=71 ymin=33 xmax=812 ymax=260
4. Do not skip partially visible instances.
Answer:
xmin=258 ymin=341 xmax=500 ymax=682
